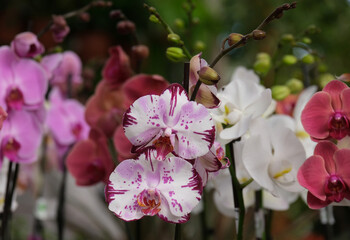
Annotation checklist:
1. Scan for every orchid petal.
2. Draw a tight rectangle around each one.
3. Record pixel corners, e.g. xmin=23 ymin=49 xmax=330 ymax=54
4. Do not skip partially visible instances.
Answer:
xmin=323 ymin=80 xmax=347 ymax=110
xmin=334 ymin=149 xmax=350 ymax=188
xmin=307 ymin=191 xmax=330 ymax=209
xmin=244 ymin=89 xmax=272 ymax=118
xmin=313 ymin=141 xmax=337 ymax=174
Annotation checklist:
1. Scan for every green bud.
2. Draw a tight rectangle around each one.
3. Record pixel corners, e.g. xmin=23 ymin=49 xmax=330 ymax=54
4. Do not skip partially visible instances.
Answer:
xmin=286 ymin=78 xmax=304 ymax=94
xmin=53 ymin=46 xmax=63 ymax=53
xmin=167 ymin=33 xmax=181 ymax=44
xmin=166 ymin=47 xmax=186 ymax=62
xmin=318 ymin=63 xmax=328 ymax=73
xmin=256 ymin=52 xmax=271 ymax=61
xmin=34 ymin=55 xmax=42 ymax=62
xmin=192 ymin=17 xmax=200 ymax=25
xmin=306 ymin=25 xmax=319 ymax=35
xmin=227 ymin=33 xmax=245 ymax=47
xmin=198 ymin=66 xmax=220 ymax=85
xmin=319 ymin=73 xmax=334 ymax=89
xmin=301 ymin=54 xmax=315 ymax=64
xmin=281 ymin=34 xmax=294 ymax=44
xmin=174 ymin=18 xmax=185 ymax=29
xmin=252 ymin=30 xmax=266 ymax=40
xmin=253 ymin=59 xmax=271 ymax=76
xmin=182 ymin=2 xmax=191 ymax=12
xmin=194 ymin=41 xmax=206 ymax=52
xmin=272 ymin=85 xmax=291 ymax=101
xmin=149 ymin=14 xmax=160 ymax=24
xmin=302 ymin=37 xmax=312 ymax=44
xmin=282 ymin=55 xmax=298 ymax=65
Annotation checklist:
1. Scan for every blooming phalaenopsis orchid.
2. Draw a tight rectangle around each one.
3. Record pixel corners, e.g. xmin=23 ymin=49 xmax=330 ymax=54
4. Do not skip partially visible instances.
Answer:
xmin=302 ymin=80 xmax=350 ymax=141
xmin=210 ymin=67 xmax=272 ymax=142
xmin=0 ymin=46 xmax=47 ymax=111
xmin=46 ymin=88 xmax=89 ymax=146
xmin=298 ymin=141 xmax=350 ymax=209
xmin=10 ymin=32 xmax=44 ymax=58
xmin=105 ymin=149 xmax=202 ymax=223
xmin=123 ymin=84 xmax=215 ymax=160
xmin=0 ymin=110 xmax=42 ymax=166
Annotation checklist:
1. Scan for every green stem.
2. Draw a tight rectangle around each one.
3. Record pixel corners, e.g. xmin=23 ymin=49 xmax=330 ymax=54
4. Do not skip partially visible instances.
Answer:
xmin=264 ymin=210 xmax=273 ymax=240
xmin=240 ymin=178 xmax=253 ymax=189
xmin=200 ymin=192 xmax=209 ymax=240
xmin=107 ymin=138 xmax=119 ymax=166
xmin=174 ymin=224 xmax=182 ymax=240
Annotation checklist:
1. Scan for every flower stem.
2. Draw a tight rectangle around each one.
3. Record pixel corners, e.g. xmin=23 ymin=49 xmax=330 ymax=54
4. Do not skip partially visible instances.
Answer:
xmin=183 ymin=62 xmax=190 ymax=95
xmin=174 ymin=223 xmax=182 ymax=240
xmin=200 ymin=192 xmax=209 ymax=240
xmin=57 ymin=158 xmax=67 ymax=240
xmin=107 ymin=138 xmax=119 ymax=166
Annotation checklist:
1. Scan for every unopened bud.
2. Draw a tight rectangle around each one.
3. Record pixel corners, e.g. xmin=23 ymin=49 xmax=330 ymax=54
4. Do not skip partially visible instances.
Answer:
xmin=282 ymin=55 xmax=297 ymax=65
xmin=194 ymin=41 xmax=206 ymax=52
xmin=306 ymin=25 xmax=319 ymax=35
xmin=302 ymin=37 xmax=311 ymax=44
xmin=116 ymin=20 xmax=136 ymax=35
xmin=131 ymin=45 xmax=149 ymax=60
xmin=198 ymin=66 xmax=220 ymax=85
xmin=166 ymin=47 xmax=186 ymax=62
xmin=92 ymin=1 xmax=108 ymax=7
xmin=110 ymin=10 xmax=125 ymax=19
xmin=338 ymin=73 xmax=350 ymax=82
xmin=252 ymin=30 xmax=266 ymax=40
xmin=256 ymin=52 xmax=270 ymax=61
xmin=149 ymin=14 xmax=160 ymax=24
xmin=51 ymin=15 xmax=70 ymax=43
xmin=192 ymin=17 xmax=200 ymax=25
xmin=272 ymin=85 xmax=290 ymax=101
xmin=301 ymin=54 xmax=315 ymax=64
xmin=167 ymin=33 xmax=181 ymax=44
xmin=281 ymin=34 xmax=294 ymax=44
xmin=174 ymin=18 xmax=185 ymax=29
xmin=254 ymin=59 xmax=271 ymax=76
xmin=79 ymin=12 xmax=90 ymax=22
xmin=318 ymin=63 xmax=328 ymax=73
xmin=286 ymin=78 xmax=304 ymax=94
xmin=227 ymin=33 xmax=245 ymax=47
xmin=319 ymin=73 xmax=334 ymax=89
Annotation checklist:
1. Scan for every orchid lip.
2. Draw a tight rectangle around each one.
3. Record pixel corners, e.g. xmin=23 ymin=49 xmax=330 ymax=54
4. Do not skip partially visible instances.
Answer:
xmin=325 ymin=174 xmax=347 ymax=202
xmin=6 ymin=87 xmax=24 ymax=110
xmin=137 ymin=188 xmax=162 ymax=216
xmin=2 ymin=136 xmax=21 ymax=160
xmin=328 ymin=112 xmax=349 ymax=140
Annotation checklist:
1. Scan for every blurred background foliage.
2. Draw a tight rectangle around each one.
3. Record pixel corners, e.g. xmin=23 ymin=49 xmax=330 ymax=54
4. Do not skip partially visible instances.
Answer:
xmin=2 ymin=0 xmax=350 ymax=239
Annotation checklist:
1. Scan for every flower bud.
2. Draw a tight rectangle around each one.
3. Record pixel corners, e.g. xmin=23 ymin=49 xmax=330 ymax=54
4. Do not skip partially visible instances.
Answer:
xmin=50 ymin=15 xmax=70 ymax=43
xmin=318 ymin=73 xmax=334 ymax=89
xmin=194 ymin=41 xmax=206 ymax=52
xmin=286 ymin=78 xmax=304 ymax=94
xmin=110 ymin=10 xmax=125 ymax=19
xmin=116 ymin=20 xmax=136 ymax=35
xmin=282 ymin=55 xmax=297 ymax=65
xmin=272 ymin=85 xmax=290 ymax=101
xmin=79 ymin=12 xmax=90 ymax=22
xmin=192 ymin=17 xmax=200 ymax=25
xmin=149 ymin=14 xmax=160 ymax=24
xmin=174 ymin=18 xmax=185 ymax=29
xmin=10 ymin=32 xmax=44 ymax=58
xmin=301 ymin=54 xmax=315 ymax=64
xmin=281 ymin=34 xmax=294 ymax=44
xmin=197 ymin=66 xmax=220 ymax=85
xmin=131 ymin=45 xmax=149 ymax=61
xmin=256 ymin=52 xmax=270 ymax=61
xmin=302 ymin=37 xmax=311 ymax=44
xmin=252 ymin=30 xmax=266 ymax=40
xmin=253 ymin=59 xmax=271 ymax=76
xmin=167 ymin=33 xmax=181 ymax=44
xmin=337 ymin=73 xmax=350 ymax=82
xmin=227 ymin=33 xmax=245 ymax=47
xmin=166 ymin=47 xmax=186 ymax=62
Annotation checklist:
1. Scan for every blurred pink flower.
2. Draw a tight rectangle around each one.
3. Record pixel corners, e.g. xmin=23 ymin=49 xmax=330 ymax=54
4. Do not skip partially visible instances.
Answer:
xmin=0 ymin=106 xmax=7 ymax=130
xmin=67 ymin=129 xmax=115 ymax=186
xmin=0 ymin=46 xmax=47 ymax=111
xmin=298 ymin=141 xmax=350 ymax=209
xmin=10 ymin=32 xmax=44 ymax=58
xmin=50 ymin=15 xmax=70 ymax=43
xmin=275 ymin=94 xmax=298 ymax=116
xmin=105 ymin=149 xmax=202 ymax=223
xmin=302 ymin=80 xmax=350 ymax=140
xmin=113 ymin=125 xmax=137 ymax=162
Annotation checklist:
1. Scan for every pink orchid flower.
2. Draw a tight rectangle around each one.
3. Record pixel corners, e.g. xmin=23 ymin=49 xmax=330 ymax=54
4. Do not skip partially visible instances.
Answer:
xmin=46 ymin=88 xmax=89 ymax=146
xmin=0 ymin=110 xmax=42 ymax=166
xmin=301 ymin=80 xmax=350 ymax=140
xmin=189 ymin=53 xmax=220 ymax=108
xmin=10 ymin=32 xmax=45 ymax=58
xmin=123 ymin=84 xmax=215 ymax=160
xmin=113 ymin=125 xmax=137 ymax=162
xmin=298 ymin=141 xmax=350 ymax=209
xmin=50 ymin=15 xmax=70 ymax=43
xmin=105 ymin=148 xmax=202 ymax=223
xmin=0 ymin=46 xmax=47 ymax=111
xmin=67 ymin=129 xmax=115 ymax=186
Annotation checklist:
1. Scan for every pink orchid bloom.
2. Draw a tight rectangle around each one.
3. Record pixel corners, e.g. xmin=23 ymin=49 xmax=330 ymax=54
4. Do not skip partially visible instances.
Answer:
xmin=46 ymin=88 xmax=89 ymax=146
xmin=113 ymin=125 xmax=137 ymax=162
xmin=301 ymin=80 xmax=350 ymax=140
xmin=105 ymin=149 xmax=202 ymax=223
xmin=50 ymin=15 xmax=70 ymax=43
xmin=189 ymin=53 xmax=220 ymax=108
xmin=275 ymin=94 xmax=298 ymax=117
xmin=298 ymin=141 xmax=350 ymax=209
xmin=85 ymin=75 xmax=169 ymax=138
xmin=11 ymin=32 xmax=44 ymax=58
xmin=0 ymin=110 xmax=42 ymax=166
xmin=67 ymin=129 xmax=115 ymax=186
xmin=0 ymin=46 xmax=47 ymax=111
xmin=102 ymin=46 xmax=133 ymax=88
xmin=41 ymin=51 xmax=82 ymax=94
xmin=123 ymin=84 xmax=215 ymax=160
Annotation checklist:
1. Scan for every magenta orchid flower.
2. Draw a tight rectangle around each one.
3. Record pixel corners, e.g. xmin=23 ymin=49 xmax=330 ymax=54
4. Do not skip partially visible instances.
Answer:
xmin=301 ymin=80 xmax=350 ymax=141
xmin=0 ymin=110 xmax=42 ymax=166
xmin=123 ymin=84 xmax=215 ymax=160
xmin=46 ymin=88 xmax=89 ymax=146
xmin=105 ymin=149 xmax=202 ymax=223
xmin=298 ymin=141 xmax=350 ymax=209
xmin=0 ymin=46 xmax=47 ymax=111
xmin=10 ymin=32 xmax=44 ymax=58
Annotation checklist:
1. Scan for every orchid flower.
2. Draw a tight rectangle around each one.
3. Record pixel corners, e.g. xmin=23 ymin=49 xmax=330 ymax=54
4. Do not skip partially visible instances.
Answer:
xmin=298 ymin=141 xmax=350 ymax=209
xmin=210 ymin=67 xmax=272 ymax=142
xmin=0 ymin=46 xmax=47 ymax=111
xmin=105 ymin=149 xmax=202 ymax=223
xmin=301 ymin=80 xmax=350 ymax=141
xmin=123 ymin=84 xmax=215 ymax=160
xmin=10 ymin=32 xmax=44 ymax=58
xmin=242 ymin=117 xmax=306 ymax=197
